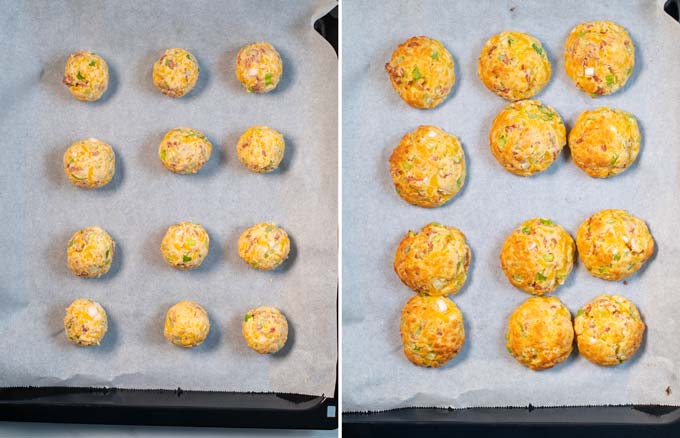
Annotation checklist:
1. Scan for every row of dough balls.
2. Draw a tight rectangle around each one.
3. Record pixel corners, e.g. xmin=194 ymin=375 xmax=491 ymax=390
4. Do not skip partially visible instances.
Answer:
xmin=66 ymin=222 xmax=290 ymax=278
xmin=63 ymin=44 xmax=283 ymax=101
xmin=63 ymin=126 xmax=285 ymax=189
xmin=385 ymin=21 xmax=635 ymax=109
xmin=400 ymin=293 xmax=645 ymax=370
xmin=63 ymin=299 xmax=288 ymax=353
xmin=393 ymin=210 xmax=654 ymax=298
xmin=389 ymin=108 xmax=640 ymax=209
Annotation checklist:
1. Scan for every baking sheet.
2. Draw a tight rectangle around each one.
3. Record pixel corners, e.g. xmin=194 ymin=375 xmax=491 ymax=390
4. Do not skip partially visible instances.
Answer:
xmin=0 ymin=0 xmax=337 ymax=397
xmin=342 ymin=0 xmax=680 ymax=411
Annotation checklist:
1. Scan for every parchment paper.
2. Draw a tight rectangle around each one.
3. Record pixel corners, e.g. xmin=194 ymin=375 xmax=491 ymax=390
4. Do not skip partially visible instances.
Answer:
xmin=0 ymin=0 xmax=337 ymax=397
xmin=342 ymin=0 xmax=680 ymax=411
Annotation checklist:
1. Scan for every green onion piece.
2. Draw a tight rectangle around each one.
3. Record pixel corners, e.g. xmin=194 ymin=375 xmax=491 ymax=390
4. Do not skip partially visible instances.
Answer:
xmin=610 ymin=154 xmax=619 ymax=166
xmin=626 ymin=66 xmax=633 ymax=76
xmin=412 ymin=66 xmax=422 ymax=80
xmin=543 ymin=254 xmax=554 ymax=262
xmin=578 ymin=31 xmax=586 ymax=37
xmin=265 ymin=225 xmax=274 ymax=232
xmin=187 ymin=239 xmax=196 ymax=246
xmin=606 ymin=75 xmax=615 ymax=86
xmin=536 ymin=272 xmax=547 ymax=281
xmin=160 ymin=149 xmax=167 ymax=161
xmin=265 ymin=72 xmax=273 ymax=85
xmin=165 ymin=59 xmax=172 ymax=67
xmin=76 ymin=72 xmax=85 ymax=81
xmin=105 ymin=249 xmax=110 ymax=259
xmin=456 ymin=176 xmax=463 ymax=187
xmin=521 ymin=226 xmax=531 ymax=234
xmin=244 ymin=314 xmax=253 ymax=322
xmin=539 ymin=218 xmax=553 ymax=225
xmin=430 ymin=222 xmax=443 ymax=227
xmin=576 ymin=309 xmax=585 ymax=316
xmin=613 ymin=253 xmax=621 ymax=261
xmin=531 ymin=43 xmax=544 ymax=57
xmin=183 ymin=255 xmax=192 ymax=263
xmin=89 ymin=60 xmax=96 ymax=67
xmin=431 ymin=51 xmax=439 ymax=60
xmin=498 ymin=134 xmax=506 ymax=148
xmin=403 ymin=161 xmax=412 ymax=171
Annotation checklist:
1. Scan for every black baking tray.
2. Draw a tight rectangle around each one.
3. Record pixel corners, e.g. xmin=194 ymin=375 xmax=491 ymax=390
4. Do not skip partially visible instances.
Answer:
xmin=0 ymin=7 xmax=338 ymax=430
xmin=344 ymin=3 xmax=679 ymax=434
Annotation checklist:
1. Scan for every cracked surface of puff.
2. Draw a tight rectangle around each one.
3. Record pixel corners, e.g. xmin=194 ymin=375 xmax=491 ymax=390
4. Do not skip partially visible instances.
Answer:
xmin=506 ymin=296 xmax=573 ymax=370
xmin=478 ymin=31 xmax=551 ymax=101
xmin=400 ymin=294 xmax=465 ymax=367
xmin=564 ymin=20 xmax=635 ymax=96
xmin=489 ymin=99 xmax=566 ymax=176
xmin=389 ymin=125 xmax=465 ymax=208
xmin=385 ymin=36 xmax=455 ymax=109
xmin=568 ymin=107 xmax=641 ymax=178
xmin=574 ymin=294 xmax=645 ymax=366
xmin=394 ymin=223 xmax=471 ymax=296
xmin=500 ymin=218 xmax=575 ymax=295
xmin=576 ymin=209 xmax=654 ymax=281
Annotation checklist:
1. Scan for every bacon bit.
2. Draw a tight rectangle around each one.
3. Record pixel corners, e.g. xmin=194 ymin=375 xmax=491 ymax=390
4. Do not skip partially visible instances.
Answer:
xmin=81 ymin=325 xmax=88 ymax=332
xmin=261 ymin=149 xmax=267 ymax=157
xmin=488 ymin=45 xmax=497 ymax=56
xmin=576 ymin=138 xmax=583 ymax=144
xmin=63 ymin=74 xmax=75 ymax=86
xmin=407 ymin=41 xmax=420 ymax=48
xmin=595 ymin=86 xmax=604 ymax=95
xmin=167 ymin=59 xmax=175 ymax=69
xmin=600 ymin=144 xmax=607 ymax=151
xmin=592 ymin=74 xmax=601 ymax=82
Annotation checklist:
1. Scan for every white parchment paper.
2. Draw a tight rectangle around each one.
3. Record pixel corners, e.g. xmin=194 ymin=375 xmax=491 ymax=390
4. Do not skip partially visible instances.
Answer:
xmin=0 ymin=0 xmax=337 ymax=397
xmin=342 ymin=0 xmax=680 ymax=411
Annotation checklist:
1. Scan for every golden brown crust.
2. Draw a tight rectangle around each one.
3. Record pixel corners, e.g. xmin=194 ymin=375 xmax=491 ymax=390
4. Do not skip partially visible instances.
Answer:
xmin=576 ymin=209 xmax=654 ymax=281
xmin=564 ymin=21 xmax=635 ymax=96
xmin=394 ymin=223 xmax=471 ymax=296
xmin=500 ymin=218 xmax=575 ymax=295
xmin=506 ymin=296 xmax=574 ymax=370
xmin=478 ymin=31 xmax=551 ymax=101
xmin=400 ymin=295 xmax=465 ymax=367
xmin=568 ymin=107 xmax=641 ymax=178
xmin=389 ymin=125 xmax=465 ymax=208
xmin=574 ymin=294 xmax=645 ymax=366
xmin=385 ymin=36 xmax=455 ymax=109
xmin=489 ymin=100 xmax=566 ymax=176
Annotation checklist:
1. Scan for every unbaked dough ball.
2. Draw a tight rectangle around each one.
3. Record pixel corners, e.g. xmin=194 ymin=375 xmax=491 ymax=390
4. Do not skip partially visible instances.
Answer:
xmin=400 ymin=294 xmax=465 ymax=367
xmin=576 ymin=209 xmax=654 ymax=281
xmin=164 ymin=301 xmax=210 ymax=348
xmin=489 ymin=99 xmax=566 ymax=176
xmin=63 ymin=138 xmax=116 ymax=189
xmin=389 ymin=125 xmax=466 ymax=208
xmin=478 ymin=31 xmax=551 ymax=101
xmin=500 ymin=218 xmax=575 ymax=295
xmin=235 ymin=42 xmax=283 ymax=93
xmin=236 ymin=126 xmax=285 ymax=173
xmin=63 ymin=51 xmax=109 ymax=101
xmin=238 ymin=223 xmax=290 ymax=271
xmin=394 ymin=223 xmax=471 ymax=296
xmin=506 ymin=296 xmax=573 ymax=370
xmin=564 ymin=21 xmax=635 ymax=96
xmin=67 ymin=226 xmax=115 ymax=278
xmin=160 ymin=222 xmax=210 ymax=270
xmin=159 ymin=127 xmax=212 ymax=174
xmin=64 ymin=299 xmax=108 ymax=346
xmin=574 ymin=294 xmax=645 ymax=366
xmin=153 ymin=48 xmax=200 ymax=97
xmin=385 ymin=36 xmax=455 ymax=109
xmin=568 ymin=107 xmax=641 ymax=178
xmin=242 ymin=306 xmax=289 ymax=354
